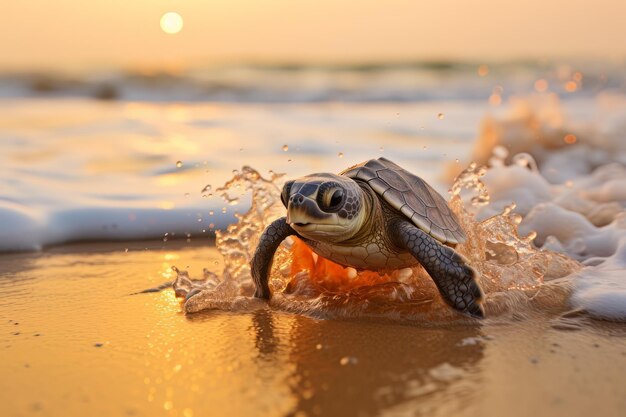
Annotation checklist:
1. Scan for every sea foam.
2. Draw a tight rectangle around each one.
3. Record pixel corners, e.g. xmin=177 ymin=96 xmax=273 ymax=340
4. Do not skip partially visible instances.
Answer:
xmin=175 ymin=95 xmax=626 ymax=323
xmin=469 ymin=95 xmax=626 ymax=321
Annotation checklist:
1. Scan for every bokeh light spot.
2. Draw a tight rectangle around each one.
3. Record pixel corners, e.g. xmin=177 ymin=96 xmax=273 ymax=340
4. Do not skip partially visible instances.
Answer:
xmin=534 ymin=79 xmax=549 ymax=92
xmin=564 ymin=134 xmax=577 ymax=144
xmin=565 ymin=81 xmax=578 ymax=92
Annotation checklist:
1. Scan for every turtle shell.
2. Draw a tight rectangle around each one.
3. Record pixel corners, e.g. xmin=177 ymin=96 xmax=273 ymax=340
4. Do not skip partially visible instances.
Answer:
xmin=341 ymin=157 xmax=466 ymax=244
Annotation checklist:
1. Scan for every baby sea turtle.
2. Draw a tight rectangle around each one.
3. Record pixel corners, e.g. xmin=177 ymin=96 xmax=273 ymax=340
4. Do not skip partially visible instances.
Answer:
xmin=251 ymin=157 xmax=484 ymax=318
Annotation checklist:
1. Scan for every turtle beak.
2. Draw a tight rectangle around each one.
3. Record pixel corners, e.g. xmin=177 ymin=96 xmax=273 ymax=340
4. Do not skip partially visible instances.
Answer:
xmin=287 ymin=193 xmax=333 ymax=226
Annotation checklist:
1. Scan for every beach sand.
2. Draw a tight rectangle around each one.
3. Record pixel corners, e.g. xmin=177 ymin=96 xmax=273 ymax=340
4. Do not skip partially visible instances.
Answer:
xmin=1 ymin=241 xmax=624 ymax=417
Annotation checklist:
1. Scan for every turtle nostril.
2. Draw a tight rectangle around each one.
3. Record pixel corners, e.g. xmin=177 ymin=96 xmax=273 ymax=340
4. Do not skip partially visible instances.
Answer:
xmin=290 ymin=194 xmax=305 ymax=205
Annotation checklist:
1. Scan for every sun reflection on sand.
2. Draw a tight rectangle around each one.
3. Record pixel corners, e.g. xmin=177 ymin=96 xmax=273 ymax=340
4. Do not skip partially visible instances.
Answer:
xmin=0 ymin=241 xmax=624 ymax=416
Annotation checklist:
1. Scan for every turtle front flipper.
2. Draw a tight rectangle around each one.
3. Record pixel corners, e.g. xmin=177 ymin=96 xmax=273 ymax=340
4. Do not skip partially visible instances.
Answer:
xmin=391 ymin=220 xmax=485 ymax=318
xmin=251 ymin=217 xmax=296 ymax=299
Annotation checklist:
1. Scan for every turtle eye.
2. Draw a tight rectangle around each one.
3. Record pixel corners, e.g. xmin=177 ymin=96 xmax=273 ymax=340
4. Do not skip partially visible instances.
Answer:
xmin=329 ymin=189 xmax=344 ymax=209
xmin=320 ymin=188 xmax=344 ymax=212
xmin=281 ymin=181 xmax=294 ymax=208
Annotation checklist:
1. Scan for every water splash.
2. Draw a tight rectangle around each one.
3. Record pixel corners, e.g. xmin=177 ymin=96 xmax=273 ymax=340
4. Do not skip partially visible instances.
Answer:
xmin=173 ymin=159 xmax=580 ymax=323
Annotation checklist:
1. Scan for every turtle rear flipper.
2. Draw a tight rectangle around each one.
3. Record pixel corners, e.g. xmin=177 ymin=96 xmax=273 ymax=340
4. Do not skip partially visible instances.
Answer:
xmin=251 ymin=217 xmax=296 ymax=299
xmin=392 ymin=220 xmax=485 ymax=318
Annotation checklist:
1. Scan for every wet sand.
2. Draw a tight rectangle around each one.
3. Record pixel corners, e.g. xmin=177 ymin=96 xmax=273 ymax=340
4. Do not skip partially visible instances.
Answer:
xmin=1 ymin=241 xmax=625 ymax=417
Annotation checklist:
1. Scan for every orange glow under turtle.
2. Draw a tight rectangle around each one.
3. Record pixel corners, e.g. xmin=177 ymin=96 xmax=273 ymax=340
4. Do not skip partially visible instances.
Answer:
xmin=289 ymin=237 xmax=397 ymax=293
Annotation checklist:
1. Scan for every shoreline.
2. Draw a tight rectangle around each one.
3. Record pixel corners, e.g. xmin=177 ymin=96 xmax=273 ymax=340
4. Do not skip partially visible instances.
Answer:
xmin=8 ymin=237 xmax=217 ymax=254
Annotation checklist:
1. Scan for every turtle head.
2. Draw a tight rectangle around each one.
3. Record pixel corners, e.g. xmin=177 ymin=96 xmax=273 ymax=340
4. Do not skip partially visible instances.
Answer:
xmin=281 ymin=173 xmax=366 ymax=243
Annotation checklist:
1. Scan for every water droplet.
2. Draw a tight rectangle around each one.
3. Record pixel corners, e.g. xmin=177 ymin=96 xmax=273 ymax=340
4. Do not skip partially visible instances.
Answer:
xmin=176 ymin=161 xmax=183 ymax=168
xmin=201 ymin=184 xmax=212 ymax=193
xmin=209 ymin=211 xmax=214 ymax=216
xmin=338 ymin=152 xmax=344 ymax=158
xmin=471 ymin=195 xmax=490 ymax=206
xmin=437 ymin=113 xmax=444 ymax=120
xmin=124 ymin=248 xmax=129 ymax=252
xmin=455 ymin=159 xmax=460 ymax=163
xmin=502 ymin=203 xmax=516 ymax=215
xmin=222 ymin=207 xmax=227 ymax=213
xmin=282 ymin=144 xmax=289 ymax=151
xmin=316 ymin=343 xmax=323 ymax=350
xmin=379 ymin=146 xmax=384 ymax=152
xmin=340 ymin=356 xmax=358 ymax=366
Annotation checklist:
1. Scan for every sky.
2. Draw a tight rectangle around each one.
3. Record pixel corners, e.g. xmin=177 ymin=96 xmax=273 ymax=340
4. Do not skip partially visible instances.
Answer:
xmin=2 ymin=0 xmax=626 ymax=70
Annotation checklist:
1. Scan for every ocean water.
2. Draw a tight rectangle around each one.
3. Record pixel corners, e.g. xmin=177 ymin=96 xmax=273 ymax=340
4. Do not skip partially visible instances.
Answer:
xmin=1 ymin=61 xmax=625 ymax=321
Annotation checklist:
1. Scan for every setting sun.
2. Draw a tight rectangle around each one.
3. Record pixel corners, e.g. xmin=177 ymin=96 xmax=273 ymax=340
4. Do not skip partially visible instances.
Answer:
xmin=160 ymin=12 xmax=183 ymax=35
